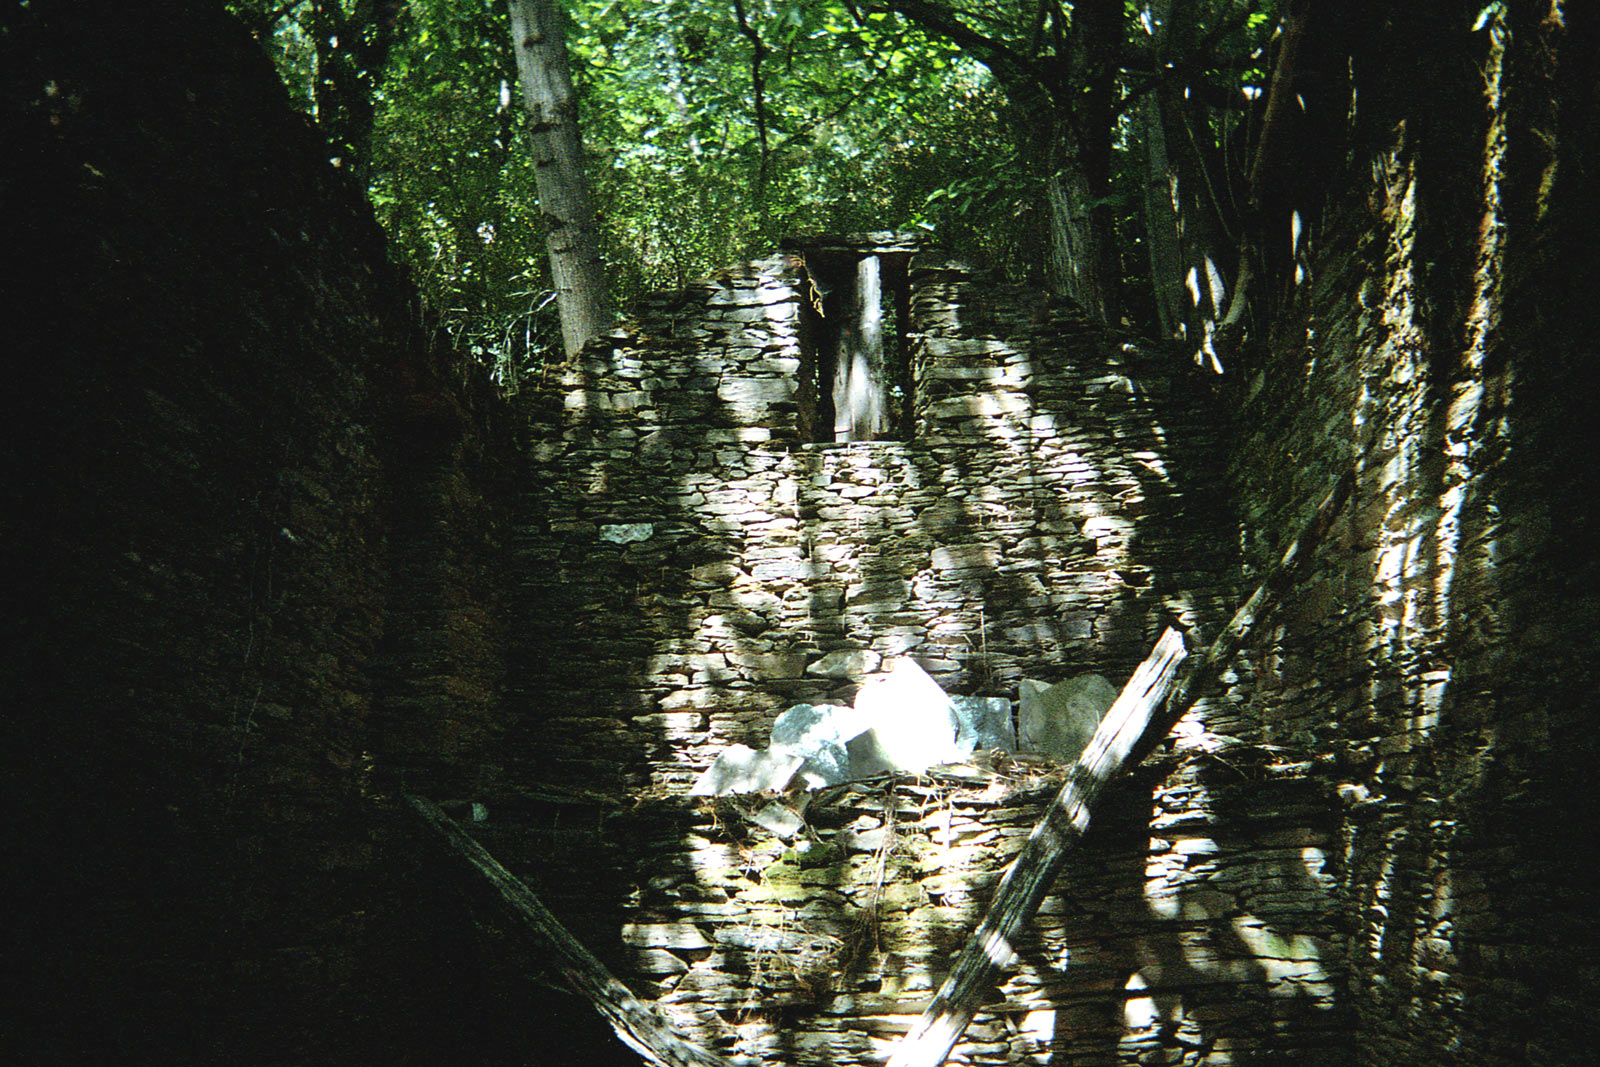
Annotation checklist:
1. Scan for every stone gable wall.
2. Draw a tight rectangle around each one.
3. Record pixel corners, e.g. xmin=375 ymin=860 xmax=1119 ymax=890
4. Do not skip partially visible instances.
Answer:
xmin=502 ymin=241 xmax=1359 ymax=1063
xmin=512 ymin=245 xmax=1242 ymax=793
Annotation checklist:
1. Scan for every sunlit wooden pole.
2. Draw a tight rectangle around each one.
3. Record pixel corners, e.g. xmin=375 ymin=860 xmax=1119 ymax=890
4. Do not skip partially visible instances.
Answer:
xmin=888 ymin=471 xmax=1355 ymax=1067
xmin=406 ymin=795 xmax=735 ymax=1067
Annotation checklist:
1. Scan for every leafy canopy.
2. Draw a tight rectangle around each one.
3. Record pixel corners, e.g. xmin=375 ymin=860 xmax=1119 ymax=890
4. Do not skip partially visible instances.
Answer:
xmin=231 ymin=1 xmax=1282 ymax=376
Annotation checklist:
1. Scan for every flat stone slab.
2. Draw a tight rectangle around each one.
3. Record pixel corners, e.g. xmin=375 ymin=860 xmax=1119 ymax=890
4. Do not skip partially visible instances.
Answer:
xmin=1018 ymin=673 xmax=1118 ymax=763
xmin=689 ymin=743 xmax=804 ymax=795
xmin=952 ymin=695 xmax=1016 ymax=754
xmin=598 ymin=522 xmax=654 ymax=544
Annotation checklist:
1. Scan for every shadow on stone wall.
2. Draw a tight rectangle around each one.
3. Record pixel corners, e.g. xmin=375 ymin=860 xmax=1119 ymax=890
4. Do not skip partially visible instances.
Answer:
xmin=488 ymin=241 xmax=1374 ymax=1063
xmin=2 ymin=1 xmax=517 ymax=1060
xmin=1220 ymin=5 xmax=1600 ymax=1064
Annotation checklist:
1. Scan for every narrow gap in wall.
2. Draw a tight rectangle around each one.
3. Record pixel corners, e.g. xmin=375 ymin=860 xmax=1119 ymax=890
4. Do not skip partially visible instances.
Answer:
xmin=798 ymin=248 xmax=912 ymax=443
xmin=883 ymin=252 xmax=913 ymax=440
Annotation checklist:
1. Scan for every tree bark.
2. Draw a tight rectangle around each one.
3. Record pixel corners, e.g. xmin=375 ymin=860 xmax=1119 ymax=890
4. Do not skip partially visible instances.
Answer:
xmin=1058 ymin=0 xmax=1123 ymax=324
xmin=1045 ymin=127 xmax=1112 ymax=322
xmin=404 ymin=795 xmax=735 ymax=1067
xmin=887 ymin=471 xmax=1356 ymax=1067
xmin=508 ymin=0 xmax=612 ymax=358
xmin=881 ymin=0 xmax=1119 ymax=322
xmin=1139 ymin=91 xmax=1189 ymax=340
xmin=832 ymin=255 xmax=890 ymax=441
xmin=1137 ymin=0 xmax=1186 ymax=339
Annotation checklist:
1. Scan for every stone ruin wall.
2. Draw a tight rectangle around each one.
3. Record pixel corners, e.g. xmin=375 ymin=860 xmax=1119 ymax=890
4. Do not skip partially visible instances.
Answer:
xmin=1218 ymin=69 xmax=1598 ymax=1067
xmin=15 ymin=2 xmax=1596 ymax=1061
xmin=512 ymin=240 xmax=1244 ymax=792
xmin=502 ymin=239 xmax=1355 ymax=1064
xmin=1202 ymin=8 xmax=1600 ymax=1064
xmin=5 ymin=3 xmax=513 ymax=1059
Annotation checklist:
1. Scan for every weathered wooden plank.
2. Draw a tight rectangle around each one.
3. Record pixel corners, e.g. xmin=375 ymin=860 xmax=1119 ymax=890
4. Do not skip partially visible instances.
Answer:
xmin=404 ymin=794 xmax=737 ymax=1067
xmin=887 ymin=470 xmax=1355 ymax=1067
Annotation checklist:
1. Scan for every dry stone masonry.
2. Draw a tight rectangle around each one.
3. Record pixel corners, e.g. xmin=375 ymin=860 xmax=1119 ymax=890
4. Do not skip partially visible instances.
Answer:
xmin=512 ymin=235 xmax=1243 ymax=794
xmin=16 ymin=3 xmax=1597 ymax=1064
xmin=500 ymin=236 xmax=1357 ymax=1063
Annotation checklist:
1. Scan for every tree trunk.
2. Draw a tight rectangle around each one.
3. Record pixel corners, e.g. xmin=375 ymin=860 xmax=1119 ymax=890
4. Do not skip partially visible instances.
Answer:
xmin=888 ymin=471 xmax=1356 ymax=1067
xmin=508 ymin=0 xmax=612 ymax=358
xmin=1140 ymin=90 xmax=1187 ymax=337
xmin=1053 ymin=0 xmax=1122 ymax=323
xmin=1138 ymin=0 xmax=1187 ymax=339
xmin=832 ymin=255 xmax=890 ymax=441
xmin=1045 ymin=128 xmax=1112 ymax=322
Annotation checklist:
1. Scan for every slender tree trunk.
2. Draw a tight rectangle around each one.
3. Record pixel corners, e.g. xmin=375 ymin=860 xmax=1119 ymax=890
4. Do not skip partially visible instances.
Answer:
xmin=508 ymin=0 xmax=612 ymax=358
xmin=731 ymin=0 xmax=772 ymax=230
xmin=1140 ymin=90 xmax=1187 ymax=337
xmin=1167 ymin=91 xmax=1235 ymax=370
xmin=1039 ymin=98 xmax=1118 ymax=322
xmin=1045 ymin=0 xmax=1121 ymax=323
xmin=1045 ymin=126 xmax=1112 ymax=322
xmin=306 ymin=0 xmax=398 ymax=185
xmin=1138 ymin=0 xmax=1187 ymax=338
xmin=832 ymin=255 xmax=889 ymax=441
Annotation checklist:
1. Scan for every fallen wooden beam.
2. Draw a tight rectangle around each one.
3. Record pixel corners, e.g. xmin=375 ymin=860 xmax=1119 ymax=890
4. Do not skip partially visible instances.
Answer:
xmin=887 ymin=470 xmax=1355 ymax=1067
xmin=403 ymin=794 xmax=737 ymax=1067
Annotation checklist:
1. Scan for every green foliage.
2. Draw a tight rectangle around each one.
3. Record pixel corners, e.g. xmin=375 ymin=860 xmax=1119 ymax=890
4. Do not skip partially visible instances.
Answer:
xmin=230 ymin=0 xmax=1287 ymax=374
xmin=575 ymin=0 xmax=1017 ymax=293
xmin=366 ymin=1 xmax=553 ymax=379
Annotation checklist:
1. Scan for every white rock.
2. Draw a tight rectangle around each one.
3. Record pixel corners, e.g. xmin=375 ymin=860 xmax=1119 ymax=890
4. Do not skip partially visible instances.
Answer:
xmin=688 ymin=743 xmax=803 ymax=795
xmin=951 ymin=696 xmax=1016 ymax=754
xmin=1018 ymin=674 xmax=1118 ymax=764
xmin=770 ymin=703 xmax=862 ymax=789
xmin=791 ymin=740 xmax=853 ymax=789
xmin=770 ymin=703 xmax=863 ymax=748
xmin=848 ymin=658 xmax=964 ymax=775
xmin=749 ymin=801 xmax=805 ymax=838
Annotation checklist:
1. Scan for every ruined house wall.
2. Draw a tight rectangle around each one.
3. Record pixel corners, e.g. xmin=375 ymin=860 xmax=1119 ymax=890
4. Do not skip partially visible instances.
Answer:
xmin=11 ymin=1 xmax=1592 ymax=1062
xmin=1215 ymin=6 xmax=1600 ymax=1065
xmin=503 ymin=245 xmax=1361 ymax=1063
xmin=512 ymin=246 xmax=1241 ymax=792
xmin=3 ymin=2 xmax=513 ymax=1059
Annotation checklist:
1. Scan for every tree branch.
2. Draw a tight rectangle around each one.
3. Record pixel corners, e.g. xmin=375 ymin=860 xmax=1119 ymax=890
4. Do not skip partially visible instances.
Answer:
xmin=1221 ymin=0 xmax=1312 ymax=332
xmin=731 ymin=0 xmax=771 ymax=219
xmin=873 ymin=0 xmax=1056 ymax=93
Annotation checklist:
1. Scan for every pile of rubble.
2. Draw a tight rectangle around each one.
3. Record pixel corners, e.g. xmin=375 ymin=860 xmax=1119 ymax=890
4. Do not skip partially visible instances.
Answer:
xmin=691 ymin=657 xmax=1117 ymax=795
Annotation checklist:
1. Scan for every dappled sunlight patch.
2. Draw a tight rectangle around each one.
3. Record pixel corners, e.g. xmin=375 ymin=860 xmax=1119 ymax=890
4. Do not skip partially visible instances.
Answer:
xmin=511 ymin=239 xmax=1245 ymax=1061
xmin=1229 ymin=916 xmax=1334 ymax=998
xmin=1122 ymin=972 xmax=1160 ymax=1031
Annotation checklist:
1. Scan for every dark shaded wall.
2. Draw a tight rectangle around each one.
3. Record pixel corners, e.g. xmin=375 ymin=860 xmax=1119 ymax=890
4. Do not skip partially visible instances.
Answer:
xmin=1221 ymin=3 xmax=1600 ymax=1064
xmin=2 ymin=1 xmax=511 ymax=1060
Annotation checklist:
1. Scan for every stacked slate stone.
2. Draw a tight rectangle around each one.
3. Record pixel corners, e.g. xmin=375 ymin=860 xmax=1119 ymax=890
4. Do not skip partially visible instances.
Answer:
xmin=470 ymin=742 xmax=1347 ymax=1067
xmin=490 ymin=236 xmax=1364 ymax=1067
xmin=511 ymin=240 xmax=1241 ymax=798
